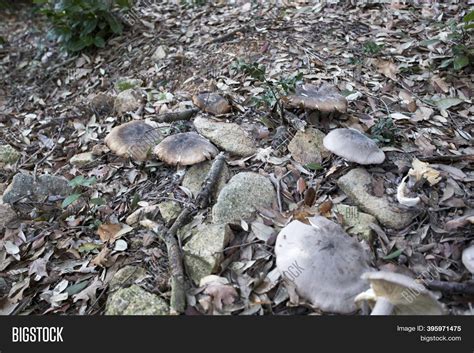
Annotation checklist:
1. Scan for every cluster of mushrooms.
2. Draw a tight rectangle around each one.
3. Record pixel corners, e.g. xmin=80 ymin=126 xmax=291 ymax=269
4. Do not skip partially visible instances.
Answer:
xmin=103 ymin=82 xmax=450 ymax=315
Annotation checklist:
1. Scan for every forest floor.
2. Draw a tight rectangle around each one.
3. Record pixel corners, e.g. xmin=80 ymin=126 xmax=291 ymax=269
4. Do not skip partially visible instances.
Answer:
xmin=0 ymin=2 xmax=473 ymax=315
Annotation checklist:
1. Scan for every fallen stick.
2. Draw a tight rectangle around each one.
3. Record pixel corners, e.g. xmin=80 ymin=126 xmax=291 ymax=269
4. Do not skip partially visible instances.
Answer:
xmin=155 ymin=152 xmax=227 ymax=314
xmin=154 ymin=108 xmax=199 ymax=123
xmin=205 ymin=25 xmax=250 ymax=45
xmin=426 ymin=280 xmax=474 ymax=296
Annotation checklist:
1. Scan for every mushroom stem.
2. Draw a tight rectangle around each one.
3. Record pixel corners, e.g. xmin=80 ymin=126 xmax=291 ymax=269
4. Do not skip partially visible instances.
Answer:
xmin=371 ymin=297 xmax=394 ymax=315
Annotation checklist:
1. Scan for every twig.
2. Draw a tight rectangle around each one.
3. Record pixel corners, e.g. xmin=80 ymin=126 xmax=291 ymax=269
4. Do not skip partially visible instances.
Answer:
xmin=205 ymin=24 xmax=251 ymax=45
xmin=154 ymin=108 xmax=199 ymax=123
xmin=426 ymin=280 xmax=474 ymax=296
xmin=156 ymin=153 xmax=227 ymax=314
xmin=418 ymin=154 xmax=474 ymax=163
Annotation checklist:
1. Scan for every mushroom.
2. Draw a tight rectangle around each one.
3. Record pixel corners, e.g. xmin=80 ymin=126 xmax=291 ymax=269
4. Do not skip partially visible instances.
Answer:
xmin=283 ymin=83 xmax=347 ymax=121
xmin=275 ymin=216 xmax=373 ymax=314
xmin=355 ymin=271 xmax=446 ymax=315
xmin=323 ymin=128 xmax=385 ymax=164
xmin=462 ymin=245 xmax=474 ymax=275
xmin=192 ymin=93 xmax=231 ymax=115
xmin=154 ymin=132 xmax=219 ymax=166
xmin=105 ymin=120 xmax=162 ymax=161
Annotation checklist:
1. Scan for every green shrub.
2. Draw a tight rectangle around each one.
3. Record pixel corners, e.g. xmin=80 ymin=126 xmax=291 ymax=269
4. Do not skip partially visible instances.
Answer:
xmin=33 ymin=0 xmax=130 ymax=52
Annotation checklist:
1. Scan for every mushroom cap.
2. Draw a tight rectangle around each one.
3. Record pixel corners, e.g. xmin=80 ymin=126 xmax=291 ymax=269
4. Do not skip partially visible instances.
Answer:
xmin=283 ymin=83 xmax=347 ymax=115
xmin=360 ymin=271 xmax=446 ymax=315
xmin=462 ymin=245 xmax=474 ymax=274
xmin=323 ymin=128 xmax=385 ymax=164
xmin=275 ymin=216 xmax=372 ymax=314
xmin=154 ymin=132 xmax=219 ymax=166
xmin=192 ymin=93 xmax=231 ymax=115
xmin=105 ymin=120 xmax=162 ymax=161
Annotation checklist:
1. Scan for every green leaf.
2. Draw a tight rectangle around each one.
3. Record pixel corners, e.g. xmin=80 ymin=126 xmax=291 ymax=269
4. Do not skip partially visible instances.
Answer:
xmin=304 ymin=163 xmax=323 ymax=171
xmin=69 ymin=175 xmax=96 ymax=188
xmin=104 ymin=13 xmax=123 ymax=34
xmin=463 ymin=10 xmax=474 ymax=23
xmin=435 ymin=98 xmax=463 ymax=111
xmin=90 ymin=197 xmax=106 ymax=206
xmin=383 ymin=249 xmax=403 ymax=260
xmin=62 ymin=193 xmax=82 ymax=208
xmin=65 ymin=280 xmax=90 ymax=295
xmin=453 ymin=55 xmax=469 ymax=70
xmin=82 ymin=18 xmax=98 ymax=34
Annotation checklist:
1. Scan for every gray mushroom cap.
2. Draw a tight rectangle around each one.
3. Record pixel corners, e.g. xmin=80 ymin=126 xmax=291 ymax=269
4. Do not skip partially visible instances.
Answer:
xmin=275 ymin=216 xmax=372 ymax=314
xmin=357 ymin=271 xmax=446 ymax=315
xmin=283 ymin=83 xmax=347 ymax=116
xmin=323 ymin=128 xmax=385 ymax=164
xmin=154 ymin=132 xmax=219 ymax=166
xmin=105 ymin=120 xmax=162 ymax=161
xmin=462 ymin=245 xmax=474 ymax=274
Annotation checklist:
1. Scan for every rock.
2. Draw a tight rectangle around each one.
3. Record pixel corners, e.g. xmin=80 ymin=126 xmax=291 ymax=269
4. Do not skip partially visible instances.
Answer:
xmin=114 ymin=78 xmax=143 ymax=92
xmin=105 ymin=285 xmax=169 ymax=315
xmin=2 ymin=173 xmax=72 ymax=205
xmin=334 ymin=204 xmax=377 ymax=242
xmin=192 ymin=93 xmax=231 ymax=115
xmin=69 ymin=152 xmax=95 ymax=167
xmin=158 ymin=201 xmax=181 ymax=223
xmin=0 ymin=145 xmax=21 ymax=166
xmin=151 ymin=45 xmax=167 ymax=61
xmin=89 ymin=93 xmax=114 ymax=116
xmin=194 ymin=117 xmax=256 ymax=157
xmin=288 ymin=128 xmax=329 ymax=165
xmin=0 ymin=204 xmax=16 ymax=228
xmin=182 ymin=160 xmax=231 ymax=197
xmin=109 ymin=266 xmax=147 ymax=290
xmin=114 ymin=89 xmax=143 ymax=115
xmin=338 ymin=168 xmax=415 ymax=230
xmin=212 ymin=172 xmax=276 ymax=224
xmin=183 ymin=223 xmax=232 ymax=284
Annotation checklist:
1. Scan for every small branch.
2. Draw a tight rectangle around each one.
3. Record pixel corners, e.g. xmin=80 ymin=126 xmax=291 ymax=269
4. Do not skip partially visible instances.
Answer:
xmin=205 ymin=24 xmax=250 ymax=45
xmin=426 ymin=280 xmax=474 ymax=296
xmin=154 ymin=153 xmax=227 ymax=314
xmin=195 ymin=152 xmax=226 ymax=208
xmin=154 ymin=108 xmax=199 ymax=123
xmin=418 ymin=154 xmax=474 ymax=163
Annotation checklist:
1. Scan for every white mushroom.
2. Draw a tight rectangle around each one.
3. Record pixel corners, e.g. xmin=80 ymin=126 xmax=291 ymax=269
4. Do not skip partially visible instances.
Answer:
xmin=154 ymin=132 xmax=218 ymax=166
xmin=275 ymin=216 xmax=373 ymax=314
xmin=355 ymin=271 xmax=446 ymax=315
xmin=323 ymin=128 xmax=385 ymax=165
xmin=462 ymin=245 xmax=474 ymax=275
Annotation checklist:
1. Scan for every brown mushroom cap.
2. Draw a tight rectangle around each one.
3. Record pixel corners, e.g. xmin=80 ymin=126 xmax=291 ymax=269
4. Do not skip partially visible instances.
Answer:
xmin=192 ymin=93 xmax=231 ymax=115
xmin=462 ymin=245 xmax=474 ymax=274
xmin=105 ymin=121 xmax=162 ymax=161
xmin=283 ymin=83 xmax=347 ymax=116
xmin=359 ymin=271 xmax=446 ymax=315
xmin=275 ymin=216 xmax=372 ymax=314
xmin=154 ymin=132 xmax=219 ymax=166
xmin=323 ymin=128 xmax=385 ymax=164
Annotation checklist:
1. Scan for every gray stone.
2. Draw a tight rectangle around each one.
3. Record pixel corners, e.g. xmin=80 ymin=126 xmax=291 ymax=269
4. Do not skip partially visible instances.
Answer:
xmin=70 ymin=152 xmax=95 ymax=167
xmin=212 ymin=172 xmax=276 ymax=224
xmin=338 ymin=168 xmax=415 ymax=230
xmin=0 ymin=204 xmax=16 ymax=228
xmin=334 ymin=204 xmax=377 ymax=242
xmin=109 ymin=266 xmax=147 ymax=290
xmin=182 ymin=160 xmax=231 ymax=198
xmin=114 ymin=89 xmax=143 ymax=115
xmin=158 ymin=201 xmax=182 ymax=223
xmin=105 ymin=285 xmax=169 ymax=315
xmin=0 ymin=145 xmax=20 ymax=166
xmin=194 ymin=117 xmax=256 ymax=157
xmin=2 ymin=173 xmax=72 ymax=204
xmin=183 ymin=223 xmax=232 ymax=284
xmin=288 ymin=128 xmax=329 ymax=165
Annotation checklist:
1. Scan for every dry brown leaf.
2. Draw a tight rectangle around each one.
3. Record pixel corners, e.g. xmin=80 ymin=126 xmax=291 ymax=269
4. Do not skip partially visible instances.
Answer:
xmin=375 ymin=59 xmax=398 ymax=81
xmin=91 ymin=246 xmax=111 ymax=267
xmin=73 ymin=276 xmax=103 ymax=303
